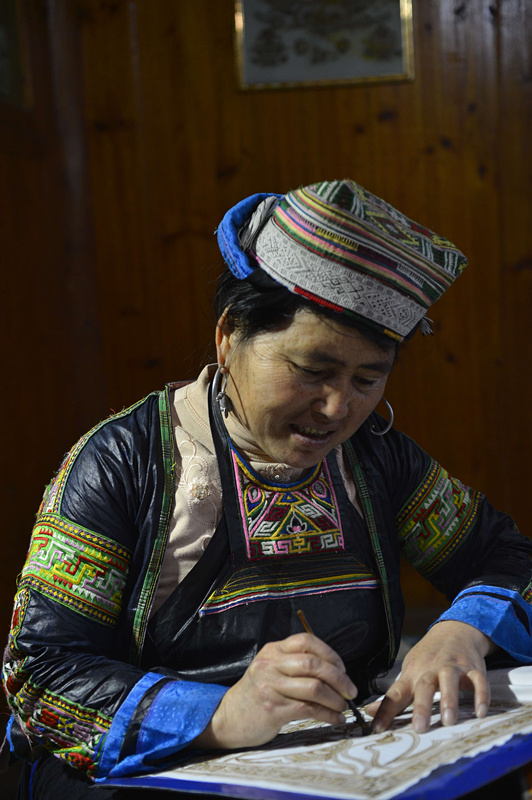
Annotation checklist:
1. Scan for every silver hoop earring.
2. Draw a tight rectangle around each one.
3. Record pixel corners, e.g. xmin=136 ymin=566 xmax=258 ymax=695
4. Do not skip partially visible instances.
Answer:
xmin=370 ymin=398 xmax=394 ymax=436
xmin=214 ymin=365 xmax=233 ymax=419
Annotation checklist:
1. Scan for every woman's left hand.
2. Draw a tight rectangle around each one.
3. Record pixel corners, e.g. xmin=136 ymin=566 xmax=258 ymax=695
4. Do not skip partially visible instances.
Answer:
xmin=366 ymin=620 xmax=497 ymax=733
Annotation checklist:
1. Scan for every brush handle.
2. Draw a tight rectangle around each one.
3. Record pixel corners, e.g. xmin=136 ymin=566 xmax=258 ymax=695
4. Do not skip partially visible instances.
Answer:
xmin=296 ymin=609 xmax=372 ymax=735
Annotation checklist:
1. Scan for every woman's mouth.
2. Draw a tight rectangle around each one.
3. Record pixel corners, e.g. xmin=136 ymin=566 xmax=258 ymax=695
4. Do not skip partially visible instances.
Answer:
xmin=290 ymin=424 xmax=335 ymax=445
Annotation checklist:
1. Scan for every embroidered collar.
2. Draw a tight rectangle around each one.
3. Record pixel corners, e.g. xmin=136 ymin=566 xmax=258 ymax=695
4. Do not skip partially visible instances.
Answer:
xmin=228 ymin=441 xmax=344 ymax=561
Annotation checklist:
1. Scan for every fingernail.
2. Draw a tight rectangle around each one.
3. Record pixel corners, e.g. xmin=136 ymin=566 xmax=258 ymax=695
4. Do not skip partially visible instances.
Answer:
xmin=442 ymin=708 xmax=454 ymax=726
xmin=412 ymin=715 xmax=427 ymax=733
xmin=372 ymin=720 xmax=385 ymax=734
xmin=476 ymin=703 xmax=488 ymax=718
xmin=347 ymin=680 xmax=358 ymax=698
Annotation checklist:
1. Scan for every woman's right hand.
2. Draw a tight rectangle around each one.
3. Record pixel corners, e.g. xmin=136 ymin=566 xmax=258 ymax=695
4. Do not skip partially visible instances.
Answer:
xmin=192 ymin=632 xmax=358 ymax=749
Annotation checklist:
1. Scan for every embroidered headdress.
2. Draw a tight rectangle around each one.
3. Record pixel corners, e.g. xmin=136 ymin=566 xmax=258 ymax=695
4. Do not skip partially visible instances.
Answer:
xmin=217 ymin=179 xmax=467 ymax=341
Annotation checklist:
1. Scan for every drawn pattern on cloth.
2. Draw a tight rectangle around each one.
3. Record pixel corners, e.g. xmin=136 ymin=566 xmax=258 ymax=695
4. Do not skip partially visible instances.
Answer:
xmin=13 ymin=680 xmax=111 ymax=777
xmin=201 ymin=555 xmax=378 ymax=615
xmin=150 ymin=700 xmax=532 ymax=800
xmin=396 ymin=460 xmax=482 ymax=576
xmin=19 ymin=513 xmax=131 ymax=627
xmin=231 ymin=449 xmax=345 ymax=560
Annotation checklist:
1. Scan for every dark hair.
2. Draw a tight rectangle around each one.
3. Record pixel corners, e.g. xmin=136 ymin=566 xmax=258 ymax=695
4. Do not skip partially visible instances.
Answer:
xmin=214 ymin=269 xmax=399 ymax=356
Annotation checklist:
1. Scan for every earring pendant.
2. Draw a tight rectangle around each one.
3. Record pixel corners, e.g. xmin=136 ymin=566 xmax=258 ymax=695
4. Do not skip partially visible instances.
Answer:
xmin=215 ymin=368 xmax=233 ymax=419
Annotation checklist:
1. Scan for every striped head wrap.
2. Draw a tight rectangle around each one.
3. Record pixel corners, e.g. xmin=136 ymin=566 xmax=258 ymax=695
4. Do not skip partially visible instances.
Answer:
xmin=216 ymin=180 xmax=467 ymax=341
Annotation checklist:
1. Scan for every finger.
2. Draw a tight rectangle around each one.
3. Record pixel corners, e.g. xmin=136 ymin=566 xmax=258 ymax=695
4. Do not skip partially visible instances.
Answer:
xmin=283 ymin=652 xmax=356 ymax=697
xmin=243 ymin=666 xmax=348 ymax=729
xmin=273 ymin=636 xmax=358 ymax=701
xmin=277 ymin=633 xmax=346 ymax=670
xmin=254 ymin=645 xmax=358 ymax=702
xmin=269 ymin=692 xmax=346 ymax=728
xmin=274 ymin=673 xmax=353 ymax=715
xmin=411 ymin=671 xmax=439 ymax=733
xmin=371 ymin=679 xmax=414 ymax=733
xmin=365 ymin=699 xmax=381 ymax=719
xmin=438 ymin=666 xmax=460 ymax=726
xmin=428 ymin=666 xmax=490 ymax=728
xmin=466 ymin=668 xmax=491 ymax=719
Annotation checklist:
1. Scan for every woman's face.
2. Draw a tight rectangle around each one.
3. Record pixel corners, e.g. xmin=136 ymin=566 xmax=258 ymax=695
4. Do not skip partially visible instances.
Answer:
xmin=216 ymin=309 xmax=395 ymax=469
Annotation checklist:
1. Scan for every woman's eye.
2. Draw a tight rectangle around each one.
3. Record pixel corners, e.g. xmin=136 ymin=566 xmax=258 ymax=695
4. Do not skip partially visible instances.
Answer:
xmin=354 ymin=376 xmax=378 ymax=388
xmin=294 ymin=364 xmax=323 ymax=378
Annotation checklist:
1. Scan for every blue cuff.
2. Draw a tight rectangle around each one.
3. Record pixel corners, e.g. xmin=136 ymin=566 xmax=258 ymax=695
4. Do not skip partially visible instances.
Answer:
xmin=434 ymin=585 xmax=532 ymax=663
xmin=95 ymin=673 xmax=228 ymax=780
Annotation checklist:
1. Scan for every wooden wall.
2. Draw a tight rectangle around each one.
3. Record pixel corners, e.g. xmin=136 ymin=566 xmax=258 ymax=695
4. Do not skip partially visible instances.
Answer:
xmin=1 ymin=0 xmax=531 ymax=655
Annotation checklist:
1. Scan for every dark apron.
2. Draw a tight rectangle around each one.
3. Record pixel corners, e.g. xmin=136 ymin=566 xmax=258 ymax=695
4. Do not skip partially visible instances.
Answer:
xmin=142 ymin=386 xmax=389 ymax=700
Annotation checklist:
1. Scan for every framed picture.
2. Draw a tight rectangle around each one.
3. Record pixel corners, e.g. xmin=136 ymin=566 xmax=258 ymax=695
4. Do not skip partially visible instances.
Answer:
xmin=234 ymin=0 xmax=414 ymax=90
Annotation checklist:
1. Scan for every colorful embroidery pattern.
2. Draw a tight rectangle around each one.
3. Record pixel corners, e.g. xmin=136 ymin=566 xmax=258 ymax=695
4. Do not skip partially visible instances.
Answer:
xmin=7 ymin=586 xmax=30 ymax=651
xmin=13 ymin=680 xmax=110 ymax=776
xmin=232 ymin=450 xmax=345 ymax=561
xmin=201 ymin=555 xmax=378 ymax=615
xmin=19 ymin=513 xmax=131 ymax=627
xmin=397 ymin=460 xmax=482 ymax=576
xmin=2 ymin=658 xmax=29 ymax=709
xmin=3 ymin=587 xmax=31 ymax=698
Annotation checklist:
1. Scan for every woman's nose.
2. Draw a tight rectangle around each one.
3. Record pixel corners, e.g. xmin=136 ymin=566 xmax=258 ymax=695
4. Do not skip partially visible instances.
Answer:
xmin=313 ymin=387 xmax=350 ymax=420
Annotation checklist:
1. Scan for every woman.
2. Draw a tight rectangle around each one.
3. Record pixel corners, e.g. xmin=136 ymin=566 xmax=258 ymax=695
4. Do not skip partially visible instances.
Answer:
xmin=4 ymin=179 xmax=532 ymax=797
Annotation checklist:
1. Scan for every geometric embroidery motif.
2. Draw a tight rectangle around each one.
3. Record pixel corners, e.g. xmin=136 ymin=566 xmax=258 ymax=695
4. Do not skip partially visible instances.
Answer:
xmin=15 ymin=680 xmax=111 ymax=776
xmin=3 ymin=589 xmax=31 ymax=699
xmin=256 ymin=224 xmax=427 ymax=339
xmin=19 ymin=513 xmax=131 ymax=627
xmin=397 ymin=460 xmax=483 ymax=576
xmin=7 ymin=586 xmax=30 ymax=652
xmin=231 ymin=448 xmax=345 ymax=561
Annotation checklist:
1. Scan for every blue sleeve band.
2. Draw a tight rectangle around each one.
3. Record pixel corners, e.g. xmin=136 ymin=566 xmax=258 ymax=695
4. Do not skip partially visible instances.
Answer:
xmin=434 ymin=584 xmax=532 ymax=663
xmin=95 ymin=673 xmax=228 ymax=780
xmin=95 ymin=672 xmax=164 ymax=778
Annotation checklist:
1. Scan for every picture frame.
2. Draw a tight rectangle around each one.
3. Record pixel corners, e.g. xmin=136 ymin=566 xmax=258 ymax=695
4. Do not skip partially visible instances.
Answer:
xmin=234 ymin=0 xmax=414 ymax=90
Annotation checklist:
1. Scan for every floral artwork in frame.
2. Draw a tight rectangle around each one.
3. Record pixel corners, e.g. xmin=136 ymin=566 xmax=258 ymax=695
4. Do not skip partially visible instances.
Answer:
xmin=234 ymin=0 xmax=414 ymax=90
